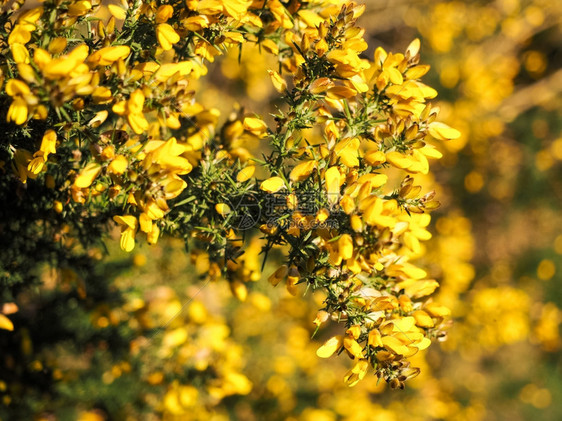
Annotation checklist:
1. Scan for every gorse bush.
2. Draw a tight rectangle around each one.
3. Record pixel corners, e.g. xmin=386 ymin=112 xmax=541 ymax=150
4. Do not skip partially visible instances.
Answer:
xmin=0 ymin=0 xmax=460 ymax=415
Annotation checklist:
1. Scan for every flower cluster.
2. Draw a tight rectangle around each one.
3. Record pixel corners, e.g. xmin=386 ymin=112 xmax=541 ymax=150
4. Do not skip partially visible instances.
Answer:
xmin=0 ymin=0 xmax=456 ymax=389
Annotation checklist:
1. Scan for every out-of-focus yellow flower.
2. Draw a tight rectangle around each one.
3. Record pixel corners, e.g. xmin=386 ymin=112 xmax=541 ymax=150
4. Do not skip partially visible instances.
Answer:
xmin=0 ymin=314 xmax=14 ymax=331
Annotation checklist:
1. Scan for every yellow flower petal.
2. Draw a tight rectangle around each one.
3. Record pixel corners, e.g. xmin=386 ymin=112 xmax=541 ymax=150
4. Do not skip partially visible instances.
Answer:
xmin=268 ymin=265 xmax=288 ymax=286
xmin=113 ymin=215 xmax=137 ymax=229
xmin=88 ymin=45 xmax=131 ymax=67
xmin=156 ymin=23 xmax=180 ymax=51
xmin=243 ymin=117 xmax=268 ymax=136
xmin=260 ymin=176 xmax=285 ymax=193
xmin=236 ymin=165 xmax=255 ymax=183
xmin=316 ymin=335 xmax=343 ymax=358
xmin=338 ymin=234 xmax=353 ymax=260
xmin=424 ymin=303 xmax=451 ymax=318
xmin=344 ymin=359 xmax=369 ymax=387
xmin=386 ymin=151 xmax=413 ymax=170
xmin=267 ymin=69 xmax=287 ymax=93
xmin=325 ymin=167 xmax=341 ymax=202
xmin=289 ymin=160 xmax=317 ymax=182
xmin=0 ymin=314 xmax=14 ymax=331
xmin=119 ymin=228 xmax=136 ymax=252
xmin=413 ymin=310 xmax=434 ymax=328
xmin=368 ymin=329 xmax=383 ymax=348
xmin=11 ymin=43 xmax=30 ymax=64
xmin=406 ymin=38 xmax=421 ymax=57
xmin=343 ymin=336 xmax=365 ymax=359
xmin=108 ymin=4 xmax=127 ymax=20
xmin=428 ymin=122 xmax=461 ymax=141
xmin=107 ymin=155 xmax=128 ymax=174
xmin=74 ymin=163 xmax=102 ymax=188
xmin=215 ymin=203 xmax=231 ymax=216
xmin=381 ymin=335 xmax=410 ymax=355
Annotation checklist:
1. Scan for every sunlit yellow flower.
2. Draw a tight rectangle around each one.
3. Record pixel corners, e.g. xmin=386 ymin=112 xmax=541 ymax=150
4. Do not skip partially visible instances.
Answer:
xmin=28 ymin=130 xmax=57 ymax=175
xmin=88 ymin=45 xmax=131 ymax=67
xmin=316 ymin=335 xmax=343 ymax=358
xmin=113 ymin=215 xmax=138 ymax=252
xmin=74 ymin=163 xmax=102 ymax=188
xmin=156 ymin=24 xmax=180 ymax=51
xmin=11 ymin=43 xmax=30 ymax=64
xmin=108 ymin=4 xmax=127 ymax=20
xmin=260 ymin=176 xmax=285 ymax=193
xmin=156 ymin=5 xmax=174 ymax=23
xmin=243 ymin=116 xmax=268 ymax=137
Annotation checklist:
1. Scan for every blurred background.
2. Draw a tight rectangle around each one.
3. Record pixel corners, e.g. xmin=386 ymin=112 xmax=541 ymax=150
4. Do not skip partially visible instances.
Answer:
xmin=1 ymin=0 xmax=562 ymax=419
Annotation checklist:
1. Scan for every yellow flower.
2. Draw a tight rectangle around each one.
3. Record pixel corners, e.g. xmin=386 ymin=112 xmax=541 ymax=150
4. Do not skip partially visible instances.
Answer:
xmin=343 ymin=359 xmax=369 ymax=387
xmin=338 ymin=234 xmax=354 ymax=260
xmin=12 ymin=148 xmax=33 ymax=183
xmin=8 ymin=25 xmax=32 ymax=46
xmin=360 ymin=197 xmax=396 ymax=228
xmin=260 ymin=176 xmax=285 ymax=193
xmin=364 ymin=150 xmax=386 ymax=166
xmin=412 ymin=310 xmax=434 ymax=328
xmin=113 ymin=215 xmax=138 ymax=252
xmin=113 ymin=90 xmax=149 ymax=134
xmin=67 ymin=1 xmax=91 ymax=16
xmin=286 ymin=266 xmax=300 ymax=296
xmin=143 ymin=137 xmax=193 ymax=174
xmin=48 ymin=37 xmax=67 ymax=54
xmin=428 ymin=121 xmax=461 ymax=140
xmin=368 ymin=329 xmax=383 ymax=348
xmin=74 ymin=163 xmax=102 ymax=188
xmin=334 ymin=137 xmax=360 ymax=167
xmin=267 ymin=69 xmax=287 ymax=93
xmin=221 ymin=0 xmax=252 ymax=20
xmin=5 ymin=79 xmax=34 ymax=125
xmin=145 ymin=200 xmax=165 ymax=220
xmin=396 ymin=278 xmax=439 ymax=299
xmin=316 ymin=335 xmax=343 ymax=358
xmin=381 ymin=335 xmax=412 ymax=356
xmin=147 ymin=224 xmax=160 ymax=245
xmin=11 ymin=44 xmax=30 ymax=64
xmin=324 ymin=167 xmax=341 ymax=204
xmin=18 ymin=7 xmax=43 ymax=28
xmin=157 ymin=24 xmax=180 ymax=51
xmin=289 ymin=160 xmax=317 ymax=182
xmin=7 ymin=97 xmax=28 ymax=125
xmin=39 ymin=44 xmax=90 ymax=79
xmin=236 ymin=165 xmax=255 ymax=182
xmin=343 ymin=335 xmax=365 ymax=359
xmin=215 ymin=203 xmax=231 ymax=216
xmin=107 ymin=155 xmax=128 ymax=175
xmin=28 ymin=130 xmax=57 ymax=174
xmin=268 ymin=265 xmax=288 ymax=287
xmin=107 ymin=4 xmax=127 ymax=20
xmin=243 ymin=117 xmax=268 ymax=137
xmin=0 ymin=314 xmax=14 ymax=331
xmin=424 ymin=303 xmax=451 ymax=318
xmin=386 ymin=151 xmax=414 ymax=170
xmin=156 ymin=5 xmax=174 ymax=23
xmin=88 ymin=45 xmax=131 ymax=67
xmin=297 ymin=10 xmax=324 ymax=28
